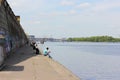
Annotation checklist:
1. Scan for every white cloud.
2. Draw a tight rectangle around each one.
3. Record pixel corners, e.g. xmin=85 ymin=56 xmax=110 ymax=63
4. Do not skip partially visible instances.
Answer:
xmin=92 ymin=1 xmax=120 ymax=12
xmin=38 ymin=12 xmax=67 ymax=16
xmin=7 ymin=0 xmax=44 ymax=13
xmin=33 ymin=21 xmax=41 ymax=24
xmin=60 ymin=1 xmax=74 ymax=6
xmin=76 ymin=3 xmax=91 ymax=8
xmin=74 ymin=0 xmax=120 ymax=16
xmin=69 ymin=10 xmax=76 ymax=14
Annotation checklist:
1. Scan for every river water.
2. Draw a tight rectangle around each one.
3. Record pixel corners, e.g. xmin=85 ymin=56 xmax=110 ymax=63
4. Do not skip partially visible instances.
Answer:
xmin=38 ymin=42 xmax=120 ymax=80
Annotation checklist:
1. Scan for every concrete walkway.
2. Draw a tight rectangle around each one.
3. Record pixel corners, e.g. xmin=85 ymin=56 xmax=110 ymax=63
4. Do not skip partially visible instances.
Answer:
xmin=0 ymin=45 xmax=80 ymax=80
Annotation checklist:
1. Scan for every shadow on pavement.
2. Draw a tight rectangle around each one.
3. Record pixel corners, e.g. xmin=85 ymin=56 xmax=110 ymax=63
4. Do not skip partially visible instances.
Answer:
xmin=2 ymin=65 xmax=24 ymax=71
xmin=2 ymin=45 xmax=40 ymax=71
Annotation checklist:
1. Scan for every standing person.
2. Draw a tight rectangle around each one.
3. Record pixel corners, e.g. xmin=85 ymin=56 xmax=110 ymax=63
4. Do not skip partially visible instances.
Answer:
xmin=43 ymin=47 xmax=52 ymax=58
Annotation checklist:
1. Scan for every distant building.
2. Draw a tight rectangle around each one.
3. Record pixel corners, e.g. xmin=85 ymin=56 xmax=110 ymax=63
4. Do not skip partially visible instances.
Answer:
xmin=28 ymin=35 xmax=35 ymax=41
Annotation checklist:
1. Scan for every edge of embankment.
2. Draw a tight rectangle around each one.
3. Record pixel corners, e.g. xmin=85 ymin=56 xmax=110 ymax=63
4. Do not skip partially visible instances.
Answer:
xmin=37 ymin=43 xmax=80 ymax=80
xmin=44 ymin=57 xmax=80 ymax=80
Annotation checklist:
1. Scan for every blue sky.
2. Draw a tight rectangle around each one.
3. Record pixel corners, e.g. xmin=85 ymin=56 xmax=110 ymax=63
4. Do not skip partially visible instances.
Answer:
xmin=7 ymin=0 xmax=120 ymax=38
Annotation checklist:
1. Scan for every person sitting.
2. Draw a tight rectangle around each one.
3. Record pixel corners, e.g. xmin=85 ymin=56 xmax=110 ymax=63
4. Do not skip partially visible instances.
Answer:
xmin=35 ymin=47 xmax=40 ymax=55
xmin=43 ymin=47 xmax=52 ymax=58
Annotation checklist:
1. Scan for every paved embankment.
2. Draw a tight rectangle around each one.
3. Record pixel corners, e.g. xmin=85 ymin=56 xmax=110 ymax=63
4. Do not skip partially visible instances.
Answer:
xmin=0 ymin=45 xmax=80 ymax=80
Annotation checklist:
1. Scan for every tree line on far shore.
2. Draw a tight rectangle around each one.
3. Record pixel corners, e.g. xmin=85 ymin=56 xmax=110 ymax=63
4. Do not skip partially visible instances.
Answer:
xmin=67 ymin=36 xmax=120 ymax=42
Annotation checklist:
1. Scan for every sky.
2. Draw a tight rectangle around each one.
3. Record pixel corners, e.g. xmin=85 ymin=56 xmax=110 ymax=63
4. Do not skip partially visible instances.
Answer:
xmin=7 ymin=0 xmax=120 ymax=38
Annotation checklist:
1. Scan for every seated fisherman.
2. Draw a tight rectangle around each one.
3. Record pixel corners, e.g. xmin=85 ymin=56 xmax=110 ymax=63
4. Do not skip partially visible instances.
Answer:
xmin=43 ymin=47 xmax=52 ymax=58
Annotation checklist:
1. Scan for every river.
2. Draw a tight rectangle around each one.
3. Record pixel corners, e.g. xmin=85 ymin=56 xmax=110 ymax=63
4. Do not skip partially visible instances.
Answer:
xmin=38 ymin=42 xmax=120 ymax=80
